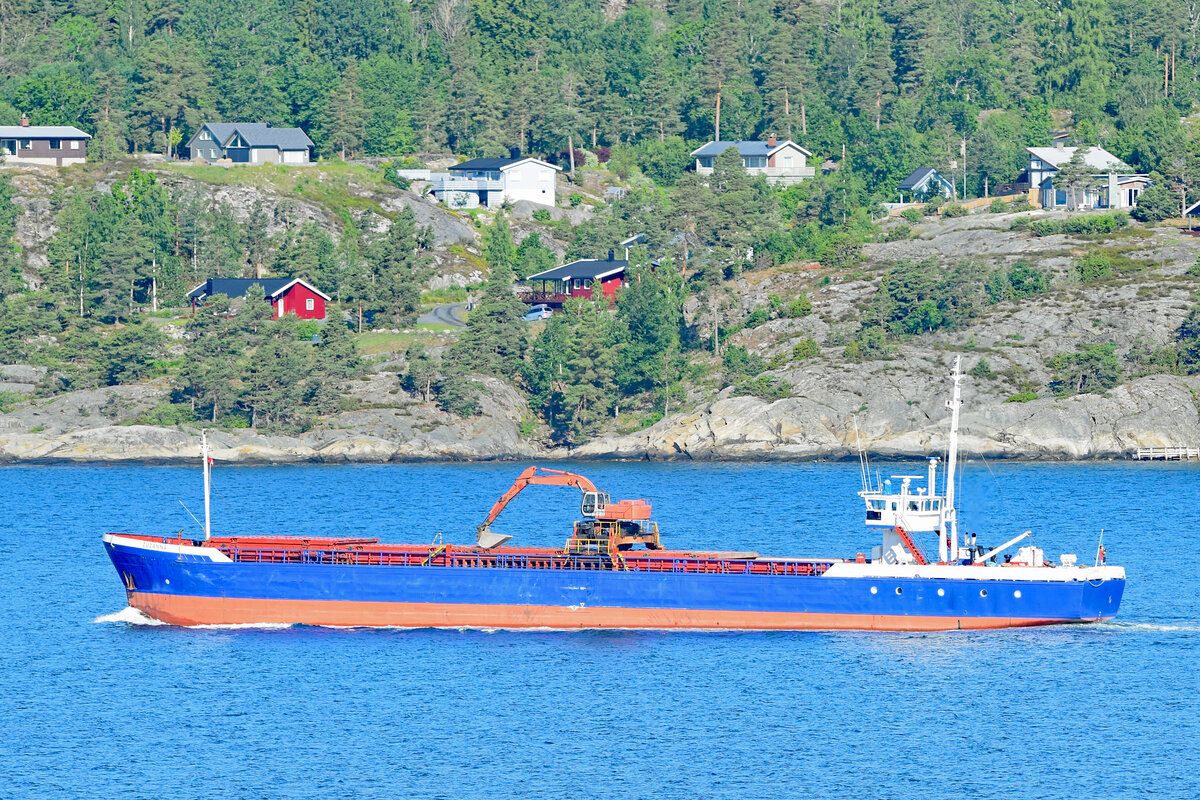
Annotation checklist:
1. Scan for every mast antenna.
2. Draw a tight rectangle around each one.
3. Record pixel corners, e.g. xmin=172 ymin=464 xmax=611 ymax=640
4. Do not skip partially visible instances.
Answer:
xmin=854 ymin=417 xmax=870 ymax=493
xmin=201 ymin=430 xmax=212 ymax=541
xmin=944 ymin=356 xmax=963 ymax=562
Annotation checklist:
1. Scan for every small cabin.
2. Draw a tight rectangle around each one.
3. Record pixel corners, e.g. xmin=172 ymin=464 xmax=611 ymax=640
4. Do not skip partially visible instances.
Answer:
xmin=187 ymin=277 xmax=330 ymax=320
xmin=524 ymin=252 xmax=628 ymax=307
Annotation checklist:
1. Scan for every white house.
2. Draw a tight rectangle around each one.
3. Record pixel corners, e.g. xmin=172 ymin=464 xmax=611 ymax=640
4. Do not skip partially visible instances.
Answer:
xmin=430 ymin=156 xmax=562 ymax=209
xmin=0 ymin=118 xmax=90 ymax=166
xmin=690 ymin=135 xmax=815 ymax=185
xmin=1026 ymin=145 xmax=1150 ymax=209
xmin=186 ymin=123 xmax=313 ymax=165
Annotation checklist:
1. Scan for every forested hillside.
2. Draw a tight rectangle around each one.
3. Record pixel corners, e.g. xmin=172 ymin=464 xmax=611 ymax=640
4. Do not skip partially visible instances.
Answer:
xmin=3 ymin=0 xmax=1200 ymax=195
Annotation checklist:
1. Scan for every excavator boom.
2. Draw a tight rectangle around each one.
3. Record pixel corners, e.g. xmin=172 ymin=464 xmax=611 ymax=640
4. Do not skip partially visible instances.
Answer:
xmin=476 ymin=466 xmax=600 ymax=548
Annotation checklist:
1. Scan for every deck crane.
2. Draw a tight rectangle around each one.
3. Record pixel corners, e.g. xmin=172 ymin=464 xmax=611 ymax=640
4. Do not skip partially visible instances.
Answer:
xmin=475 ymin=466 xmax=662 ymax=553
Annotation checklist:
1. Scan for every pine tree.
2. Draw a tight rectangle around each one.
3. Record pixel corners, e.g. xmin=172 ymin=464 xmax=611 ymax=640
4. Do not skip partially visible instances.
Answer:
xmin=449 ymin=215 xmax=527 ymax=376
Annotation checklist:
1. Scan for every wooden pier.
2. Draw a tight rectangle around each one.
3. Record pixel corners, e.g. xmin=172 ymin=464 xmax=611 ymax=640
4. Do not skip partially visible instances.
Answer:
xmin=1133 ymin=446 xmax=1200 ymax=461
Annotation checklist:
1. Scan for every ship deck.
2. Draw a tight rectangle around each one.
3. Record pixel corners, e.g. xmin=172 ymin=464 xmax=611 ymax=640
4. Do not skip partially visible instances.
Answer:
xmin=119 ymin=534 xmax=838 ymax=577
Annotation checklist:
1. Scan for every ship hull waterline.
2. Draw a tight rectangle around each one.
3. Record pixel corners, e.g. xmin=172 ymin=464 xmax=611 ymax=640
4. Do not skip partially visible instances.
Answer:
xmin=125 ymin=590 xmax=1106 ymax=631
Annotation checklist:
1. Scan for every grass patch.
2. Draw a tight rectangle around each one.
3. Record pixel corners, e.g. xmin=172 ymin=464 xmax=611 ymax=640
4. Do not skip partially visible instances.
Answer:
xmin=157 ymin=161 xmax=392 ymax=217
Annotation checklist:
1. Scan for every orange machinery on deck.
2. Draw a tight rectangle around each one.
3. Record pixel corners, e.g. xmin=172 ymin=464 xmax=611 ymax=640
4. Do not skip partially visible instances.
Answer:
xmin=475 ymin=466 xmax=661 ymax=553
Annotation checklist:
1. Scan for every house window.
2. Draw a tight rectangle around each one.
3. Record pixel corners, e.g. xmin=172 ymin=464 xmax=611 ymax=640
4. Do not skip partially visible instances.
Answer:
xmin=199 ymin=131 xmax=210 ymax=141
xmin=210 ymin=149 xmax=217 ymax=159
xmin=305 ymin=298 xmax=314 ymax=311
xmin=49 ymin=139 xmax=61 ymax=150
xmin=783 ymin=156 xmax=793 ymax=168
xmin=743 ymin=156 xmax=767 ymax=168
xmin=20 ymin=140 xmax=31 ymax=150
xmin=699 ymin=157 xmax=714 ymax=168
xmin=69 ymin=140 xmax=79 ymax=150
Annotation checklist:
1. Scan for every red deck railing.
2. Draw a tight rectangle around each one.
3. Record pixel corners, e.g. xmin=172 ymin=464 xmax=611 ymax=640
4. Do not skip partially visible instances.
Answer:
xmin=218 ymin=545 xmax=835 ymax=577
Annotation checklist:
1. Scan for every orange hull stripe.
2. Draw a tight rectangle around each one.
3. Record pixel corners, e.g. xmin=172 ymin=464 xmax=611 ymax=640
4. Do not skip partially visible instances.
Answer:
xmin=126 ymin=592 xmax=1083 ymax=631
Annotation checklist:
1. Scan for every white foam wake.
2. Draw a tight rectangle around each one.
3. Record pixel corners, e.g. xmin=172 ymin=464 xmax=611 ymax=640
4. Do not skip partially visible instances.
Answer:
xmin=93 ymin=607 xmax=168 ymax=626
xmin=1102 ymin=621 xmax=1200 ymax=633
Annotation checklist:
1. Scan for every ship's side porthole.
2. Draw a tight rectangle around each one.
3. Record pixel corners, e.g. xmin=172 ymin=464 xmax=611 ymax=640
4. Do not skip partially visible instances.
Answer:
xmin=895 ymin=587 xmax=903 ymax=595
xmin=937 ymin=588 xmax=945 ymax=597
xmin=979 ymin=589 xmax=988 ymax=598
xmin=164 ymin=578 xmax=170 ymax=585
xmin=1013 ymin=590 xmax=1022 ymax=599
xmin=870 ymin=586 xmax=878 ymax=595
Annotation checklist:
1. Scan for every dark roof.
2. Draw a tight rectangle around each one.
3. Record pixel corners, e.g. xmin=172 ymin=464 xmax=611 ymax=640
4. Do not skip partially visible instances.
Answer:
xmin=527 ymin=258 xmax=628 ymax=282
xmin=199 ymin=123 xmax=313 ymax=150
xmin=187 ymin=278 xmax=328 ymax=301
xmin=449 ymin=157 xmax=524 ymax=171
xmin=691 ymin=139 xmax=813 ymax=158
xmin=898 ymin=167 xmax=945 ymax=191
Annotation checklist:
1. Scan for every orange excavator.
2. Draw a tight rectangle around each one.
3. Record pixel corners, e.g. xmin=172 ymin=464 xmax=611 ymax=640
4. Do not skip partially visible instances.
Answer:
xmin=476 ymin=466 xmax=663 ymax=554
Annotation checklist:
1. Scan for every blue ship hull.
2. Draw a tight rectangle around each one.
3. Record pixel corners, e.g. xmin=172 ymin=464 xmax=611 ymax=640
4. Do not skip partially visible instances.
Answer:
xmin=104 ymin=536 xmax=1125 ymax=630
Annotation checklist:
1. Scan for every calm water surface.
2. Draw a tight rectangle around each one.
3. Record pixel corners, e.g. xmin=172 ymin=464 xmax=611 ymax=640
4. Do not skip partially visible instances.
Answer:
xmin=1 ymin=461 xmax=1196 ymax=799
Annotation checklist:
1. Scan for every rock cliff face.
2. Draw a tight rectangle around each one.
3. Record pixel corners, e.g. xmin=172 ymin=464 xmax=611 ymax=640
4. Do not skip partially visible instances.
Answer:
xmin=0 ymin=373 xmax=541 ymax=464
xmin=574 ymin=375 xmax=1200 ymax=460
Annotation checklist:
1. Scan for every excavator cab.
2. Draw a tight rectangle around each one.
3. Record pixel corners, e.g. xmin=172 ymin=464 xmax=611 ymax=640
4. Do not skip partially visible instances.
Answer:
xmin=580 ymin=491 xmax=610 ymax=518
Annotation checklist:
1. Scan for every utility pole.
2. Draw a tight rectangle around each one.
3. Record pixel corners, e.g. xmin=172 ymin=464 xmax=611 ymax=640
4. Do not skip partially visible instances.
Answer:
xmin=715 ymin=81 xmax=722 ymax=141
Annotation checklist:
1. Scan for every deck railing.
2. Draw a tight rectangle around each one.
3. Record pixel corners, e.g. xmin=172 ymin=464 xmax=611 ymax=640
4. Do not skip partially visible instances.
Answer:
xmin=220 ymin=545 xmax=835 ymax=576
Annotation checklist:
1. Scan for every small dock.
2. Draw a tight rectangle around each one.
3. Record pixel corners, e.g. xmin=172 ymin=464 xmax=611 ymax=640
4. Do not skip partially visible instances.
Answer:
xmin=1133 ymin=446 xmax=1200 ymax=461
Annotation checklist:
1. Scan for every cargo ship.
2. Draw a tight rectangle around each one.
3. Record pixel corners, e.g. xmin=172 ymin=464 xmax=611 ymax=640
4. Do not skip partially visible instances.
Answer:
xmin=103 ymin=358 xmax=1125 ymax=630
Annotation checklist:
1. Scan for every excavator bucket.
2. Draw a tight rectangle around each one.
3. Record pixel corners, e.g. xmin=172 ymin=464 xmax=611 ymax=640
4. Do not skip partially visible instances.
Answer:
xmin=476 ymin=525 xmax=513 ymax=550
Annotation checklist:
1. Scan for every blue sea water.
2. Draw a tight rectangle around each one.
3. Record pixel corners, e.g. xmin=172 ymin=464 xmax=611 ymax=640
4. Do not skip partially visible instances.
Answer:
xmin=0 ymin=460 xmax=1197 ymax=800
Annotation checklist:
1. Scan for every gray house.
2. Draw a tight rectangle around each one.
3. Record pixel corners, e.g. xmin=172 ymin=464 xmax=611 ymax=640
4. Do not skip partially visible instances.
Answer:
xmin=897 ymin=168 xmax=956 ymax=202
xmin=187 ymin=123 xmax=313 ymax=165
xmin=690 ymin=135 xmax=815 ymax=185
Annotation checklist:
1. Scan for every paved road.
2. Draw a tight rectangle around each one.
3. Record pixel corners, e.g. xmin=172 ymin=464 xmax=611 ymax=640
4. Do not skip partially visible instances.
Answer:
xmin=416 ymin=302 xmax=468 ymax=327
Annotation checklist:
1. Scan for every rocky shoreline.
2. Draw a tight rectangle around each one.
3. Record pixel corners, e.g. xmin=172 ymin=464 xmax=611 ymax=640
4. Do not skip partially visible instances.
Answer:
xmin=3 ymin=373 xmax=1196 ymax=465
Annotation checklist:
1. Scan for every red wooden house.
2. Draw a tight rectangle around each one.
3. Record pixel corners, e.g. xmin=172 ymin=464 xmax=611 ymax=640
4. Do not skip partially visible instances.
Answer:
xmin=187 ymin=278 xmax=330 ymax=320
xmin=524 ymin=252 xmax=628 ymax=307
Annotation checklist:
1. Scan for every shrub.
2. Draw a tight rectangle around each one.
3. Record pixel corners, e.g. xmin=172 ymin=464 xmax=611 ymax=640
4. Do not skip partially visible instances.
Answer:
xmin=1047 ymin=342 xmax=1121 ymax=396
xmin=1074 ymin=252 xmax=1113 ymax=283
xmin=743 ymin=307 xmax=771 ymax=328
xmin=532 ymin=208 xmax=552 ymax=223
xmin=1130 ymin=183 xmax=1177 ymax=222
xmin=1186 ymin=259 xmax=1200 ymax=278
xmin=989 ymin=198 xmax=1008 ymax=213
xmin=843 ymin=326 xmax=891 ymax=362
xmin=942 ymin=204 xmax=968 ymax=218
xmin=900 ymin=208 xmax=923 ymax=224
xmin=784 ymin=295 xmax=813 ymax=318
xmin=792 ymin=338 xmax=820 ymax=360
xmin=1005 ymin=391 xmax=1038 ymax=403
xmin=133 ymin=402 xmax=197 ymax=426
xmin=568 ymin=192 xmax=585 ymax=207
xmin=723 ymin=345 xmax=765 ymax=379
xmin=381 ymin=161 xmax=411 ymax=190
xmin=880 ymin=224 xmax=913 ymax=241
xmin=1009 ymin=199 xmax=1034 ymax=212
xmin=1022 ymin=212 xmax=1128 ymax=237
xmin=296 ymin=320 xmax=321 ymax=340
xmin=968 ymin=358 xmax=993 ymax=378
xmin=731 ymin=375 xmax=793 ymax=401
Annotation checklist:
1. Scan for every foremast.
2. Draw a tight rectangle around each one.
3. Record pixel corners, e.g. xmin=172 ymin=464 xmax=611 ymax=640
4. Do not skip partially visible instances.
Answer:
xmin=942 ymin=356 xmax=963 ymax=563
